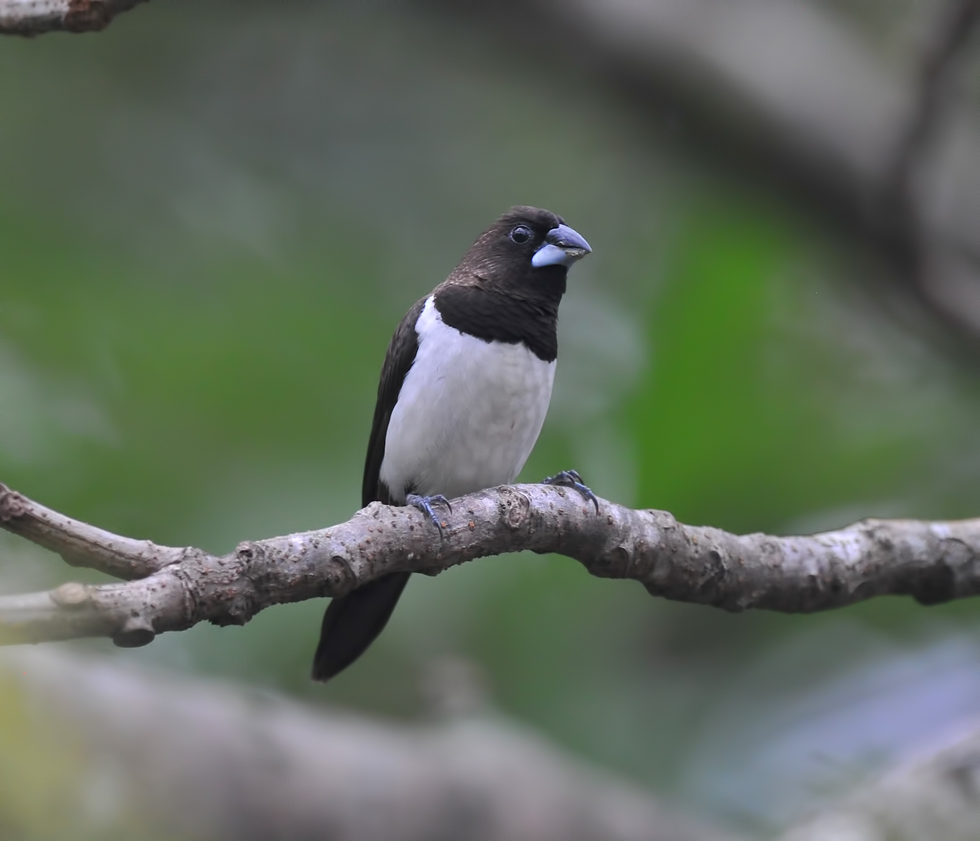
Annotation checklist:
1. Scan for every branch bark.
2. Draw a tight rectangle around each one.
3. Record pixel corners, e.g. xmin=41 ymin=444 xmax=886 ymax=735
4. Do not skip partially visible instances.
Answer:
xmin=1 ymin=481 xmax=979 ymax=649
xmin=0 ymin=0 xmax=146 ymax=35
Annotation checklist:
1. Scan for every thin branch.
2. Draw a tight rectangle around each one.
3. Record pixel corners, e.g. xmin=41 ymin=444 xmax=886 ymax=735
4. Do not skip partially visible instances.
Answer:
xmin=0 ymin=486 xmax=185 ymax=580
xmin=0 ymin=0 xmax=147 ymax=36
xmin=1 ymin=482 xmax=979 ymax=648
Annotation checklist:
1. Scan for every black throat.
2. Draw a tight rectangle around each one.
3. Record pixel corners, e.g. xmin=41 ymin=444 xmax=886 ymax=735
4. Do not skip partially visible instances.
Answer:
xmin=432 ymin=266 xmax=566 ymax=363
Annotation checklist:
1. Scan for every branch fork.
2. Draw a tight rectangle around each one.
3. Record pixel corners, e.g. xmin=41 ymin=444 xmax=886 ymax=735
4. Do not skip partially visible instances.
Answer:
xmin=0 ymin=481 xmax=979 ymax=647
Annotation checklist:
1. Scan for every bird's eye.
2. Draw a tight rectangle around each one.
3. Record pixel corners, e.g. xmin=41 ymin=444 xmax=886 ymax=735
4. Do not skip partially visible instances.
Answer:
xmin=509 ymin=225 xmax=533 ymax=244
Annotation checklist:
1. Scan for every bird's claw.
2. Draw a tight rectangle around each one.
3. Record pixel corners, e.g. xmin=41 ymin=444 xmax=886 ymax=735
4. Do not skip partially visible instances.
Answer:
xmin=406 ymin=493 xmax=453 ymax=537
xmin=542 ymin=469 xmax=599 ymax=513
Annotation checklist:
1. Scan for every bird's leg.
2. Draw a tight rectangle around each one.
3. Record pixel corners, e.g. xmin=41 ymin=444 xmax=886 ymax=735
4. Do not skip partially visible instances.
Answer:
xmin=542 ymin=469 xmax=599 ymax=513
xmin=406 ymin=494 xmax=453 ymax=537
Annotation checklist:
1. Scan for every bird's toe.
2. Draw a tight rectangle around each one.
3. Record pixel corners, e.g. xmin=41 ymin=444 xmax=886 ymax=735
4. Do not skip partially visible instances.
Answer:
xmin=542 ymin=470 xmax=599 ymax=513
xmin=406 ymin=493 xmax=453 ymax=536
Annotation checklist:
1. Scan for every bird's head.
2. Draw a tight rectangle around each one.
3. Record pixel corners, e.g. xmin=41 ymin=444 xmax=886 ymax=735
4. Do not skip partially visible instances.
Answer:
xmin=455 ymin=206 xmax=591 ymax=296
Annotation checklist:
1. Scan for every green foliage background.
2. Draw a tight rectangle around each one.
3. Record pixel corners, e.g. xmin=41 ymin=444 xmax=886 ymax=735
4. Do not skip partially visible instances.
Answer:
xmin=3 ymin=1 xmax=980 ymax=835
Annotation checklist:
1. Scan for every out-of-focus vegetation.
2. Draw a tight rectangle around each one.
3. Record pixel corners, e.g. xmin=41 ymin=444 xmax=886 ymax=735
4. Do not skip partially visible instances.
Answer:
xmin=4 ymin=0 xmax=980 ymax=836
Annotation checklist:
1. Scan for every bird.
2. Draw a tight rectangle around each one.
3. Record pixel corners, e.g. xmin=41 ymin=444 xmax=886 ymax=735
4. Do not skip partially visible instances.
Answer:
xmin=311 ymin=206 xmax=594 ymax=682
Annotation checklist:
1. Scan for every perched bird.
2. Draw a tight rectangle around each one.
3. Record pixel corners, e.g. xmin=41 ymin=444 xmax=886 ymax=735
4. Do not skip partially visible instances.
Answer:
xmin=312 ymin=206 xmax=593 ymax=682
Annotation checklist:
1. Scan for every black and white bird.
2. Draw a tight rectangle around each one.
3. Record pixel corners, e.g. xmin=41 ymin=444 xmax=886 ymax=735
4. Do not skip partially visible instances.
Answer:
xmin=312 ymin=206 xmax=593 ymax=682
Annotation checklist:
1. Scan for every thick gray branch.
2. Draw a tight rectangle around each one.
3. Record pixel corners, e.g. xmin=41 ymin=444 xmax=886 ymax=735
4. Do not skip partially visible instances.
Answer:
xmin=0 ymin=0 xmax=146 ymax=35
xmin=4 ymin=648 xmax=729 ymax=841
xmin=0 ymin=482 xmax=979 ymax=648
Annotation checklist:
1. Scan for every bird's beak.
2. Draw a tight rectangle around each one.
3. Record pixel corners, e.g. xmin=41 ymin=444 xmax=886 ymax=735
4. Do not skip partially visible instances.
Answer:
xmin=531 ymin=223 xmax=592 ymax=268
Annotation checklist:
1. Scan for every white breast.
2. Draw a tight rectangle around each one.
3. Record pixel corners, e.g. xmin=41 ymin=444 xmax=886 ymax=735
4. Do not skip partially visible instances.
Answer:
xmin=379 ymin=295 xmax=556 ymax=503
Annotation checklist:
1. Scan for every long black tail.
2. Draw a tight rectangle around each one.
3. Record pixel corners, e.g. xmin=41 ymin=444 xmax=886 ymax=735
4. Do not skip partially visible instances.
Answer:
xmin=311 ymin=572 xmax=411 ymax=682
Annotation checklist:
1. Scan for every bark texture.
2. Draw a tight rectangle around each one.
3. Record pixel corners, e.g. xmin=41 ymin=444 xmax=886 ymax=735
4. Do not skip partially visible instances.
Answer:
xmin=1 ymin=482 xmax=979 ymax=647
xmin=0 ymin=0 xmax=147 ymax=34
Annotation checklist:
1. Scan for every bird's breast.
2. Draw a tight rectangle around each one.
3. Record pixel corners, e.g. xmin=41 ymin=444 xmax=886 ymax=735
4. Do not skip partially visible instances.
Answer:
xmin=379 ymin=296 xmax=556 ymax=503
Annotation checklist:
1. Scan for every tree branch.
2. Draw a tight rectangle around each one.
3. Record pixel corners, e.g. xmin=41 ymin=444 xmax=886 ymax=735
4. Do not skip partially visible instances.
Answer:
xmin=877 ymin=0 xmax=980 ymax=301
xmin=885 ymin=0 xmax=980 ymax=227
xmin=3 ymin=648 xmax=732 ymax=841
xmin=1 ymin=482 xmax=979 ymax=648
xmin=0 ymin=486 xmax=184 ymax=580
xmin=0 ymin=0 xmax=147 ymax=36
xmin=778 ymin=720 xmax=980 ymax=841
xmin=468 ymin=0 xmax=980 ymax=341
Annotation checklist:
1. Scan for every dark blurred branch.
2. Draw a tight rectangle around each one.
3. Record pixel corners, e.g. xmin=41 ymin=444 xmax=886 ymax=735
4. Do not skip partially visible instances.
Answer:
xmin=474 ymin=0 xmax=980 ymax=339
xmin=0 ymin=0 xmax=146 ymax=35
xmin=2 ymin=481 xmax=980 ymax=648
xmin=883 ymin=0 xmax=980 ymax=254
xmin=6 ymin=649 xmax=728 ymax=841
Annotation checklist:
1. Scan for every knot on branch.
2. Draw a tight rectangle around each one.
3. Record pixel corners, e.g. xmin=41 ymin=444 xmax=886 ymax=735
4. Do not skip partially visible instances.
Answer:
xmin=50 ymin=582 xmax=91 ymax=608
xmin=0 ymin=485 xmax=27 ymax=522
xmin=325 ymin=555 xmax=357 ymax=596
xmin=913 ymin=537 xmax=980 ymax=605
xmin=112 ymin=615 xmax=155 ymax=648
xmin=236 ymin=541 xmax=260 ymax=566
xmin=497 ymin=486 xmax=530 ymax=530
xmin=65 ymin=0 xmax=114 ymax=32
xmin=595 ymin=545 xmax=631 ymax=578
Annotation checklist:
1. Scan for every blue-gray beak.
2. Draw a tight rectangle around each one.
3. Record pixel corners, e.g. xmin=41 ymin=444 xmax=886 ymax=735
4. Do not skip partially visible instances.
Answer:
xmin=531 ymin=223 xmax=592 ymax=269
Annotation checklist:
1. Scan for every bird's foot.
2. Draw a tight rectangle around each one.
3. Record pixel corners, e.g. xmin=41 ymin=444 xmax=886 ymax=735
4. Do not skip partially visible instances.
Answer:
xmin=406 ymin=494 xmax=453 ymax=537
xmin=542 ymin=469 xmax=599 ymax=513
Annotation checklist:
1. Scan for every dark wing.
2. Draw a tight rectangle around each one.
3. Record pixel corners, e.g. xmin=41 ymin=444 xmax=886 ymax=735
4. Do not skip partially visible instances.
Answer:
xmin=312 ymin=296 xmax=426 ymax=683
xmin=361 ymin=296 xmax=427 ymax=506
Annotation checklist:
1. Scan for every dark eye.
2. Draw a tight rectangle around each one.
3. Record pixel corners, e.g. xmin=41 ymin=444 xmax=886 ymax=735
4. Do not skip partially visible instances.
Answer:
xmin=509 ymin=225 xmax=533 ymax=244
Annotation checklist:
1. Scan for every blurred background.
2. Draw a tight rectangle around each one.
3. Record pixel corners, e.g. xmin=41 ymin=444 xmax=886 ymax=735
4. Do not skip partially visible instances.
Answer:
xmin=4 ymin=0 xmax=980 ymax=838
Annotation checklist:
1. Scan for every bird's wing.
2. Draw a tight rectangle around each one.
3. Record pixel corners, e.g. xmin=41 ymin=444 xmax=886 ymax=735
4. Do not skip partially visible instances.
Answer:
xmin=362 ymin=295 xmax=427 ymax=506
xmin=312 ymin=296 xmax=426 ymax=683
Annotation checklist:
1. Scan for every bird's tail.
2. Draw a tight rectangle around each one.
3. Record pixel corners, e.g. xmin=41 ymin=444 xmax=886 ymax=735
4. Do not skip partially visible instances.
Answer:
xmin=311 ymin=571 xmax=411 ymax=682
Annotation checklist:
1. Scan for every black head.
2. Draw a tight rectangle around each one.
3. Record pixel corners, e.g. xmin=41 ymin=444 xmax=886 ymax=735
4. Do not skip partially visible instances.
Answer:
xmin=452 ymin=206 xmax=591 ymax=297
xmin=434 ymin=207 xmax=591 ymax=362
